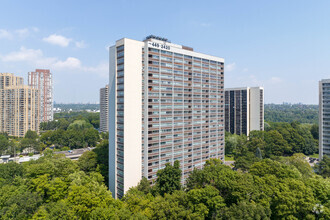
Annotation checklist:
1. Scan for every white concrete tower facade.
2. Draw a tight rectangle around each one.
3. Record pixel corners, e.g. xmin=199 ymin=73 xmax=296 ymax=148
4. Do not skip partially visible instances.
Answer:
xmin=319 ymin=79 xmax=330 ymax=160
xmin=249 ymin=87 xmax=264 ymax=132
xmin=109 ymin=36 xmax=225 ymax=198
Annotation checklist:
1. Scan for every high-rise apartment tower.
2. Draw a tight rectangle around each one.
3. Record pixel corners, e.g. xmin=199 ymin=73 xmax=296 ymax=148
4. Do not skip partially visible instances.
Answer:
xmin=100 ymin=85 xmax=109 ymax=132
xmin=109 ymin=36 xmax=225 ymax=198
xmin=0 ymin=73 xmax=39 ymax=137
xmin=319 ymin=79 xmax=330 ymax=160
xmin=28 ymin=69 xmax=53 ymax=122
xmin=225 ymin=87 xmax=264 ymax=136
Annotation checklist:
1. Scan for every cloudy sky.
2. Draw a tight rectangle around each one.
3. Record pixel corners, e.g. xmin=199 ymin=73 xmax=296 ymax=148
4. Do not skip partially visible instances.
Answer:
xmin=0 ymin=0 xmax=329 ymax=104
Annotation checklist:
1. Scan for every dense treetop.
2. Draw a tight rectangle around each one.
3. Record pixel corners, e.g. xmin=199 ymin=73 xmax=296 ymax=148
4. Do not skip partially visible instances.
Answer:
xmin=265 ymin=104 xmax=318 ymax=124
xmin=0 ymin=152 xmax=329 ymax=219
xmin=0 ymin=104 xmax=328 ymax=219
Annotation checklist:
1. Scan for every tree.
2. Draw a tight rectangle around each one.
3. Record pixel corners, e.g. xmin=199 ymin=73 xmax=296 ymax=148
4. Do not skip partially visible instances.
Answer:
xmin=315 ymin=155 xmax=330 ymax=178
xmin=311 ymin=124 xmax=319 ymax=140
xmin=136 ymin=177 xmax=151 ymax=195
xmin=276 ymin=124 xmax=306 ymax=154
xmin=40 ymin=131 xmax=53 ymax=146
xmin=100 ymin=132 xmax=109 ymax=140
xmin=77 ymin=151 xmax=98 ymax=173
xmin=226 ymin=132 xmax=247 ymax=156
xmin=186 ymin=159 xmax=262 ymax=206
xmin=57 ymin=118 xmax=70 ymax=130
xmin=297 ymin=123 xmax=317 ymax=155
xmin=234 ymin=152 xmax=261 ymax=171
xmin=20 ymin=130 xmax=41 ymax=153
xmin=155 ymin=160 xmax=181 ymax=196
xmin=0 ymin=162 xmax=24 ymax=184
xmin=304 ymin=175 xmax=330 ymax=206
xmin=65 ymin=129 xmax=85 ymax=149
xmin=250 ymin=159 xmax=302 ymax=179
xmin=277 ymin=153 xmax=313 ymax=178
xmin=248 ymin=137 xmax=266 ymax=155
xmin=0 ymin=134 xmax=10 ymax=154
xmin=264 ymin=104 xmax=318 ymax=124
xmin=270 ymin=178 xmax=316 ymax=219
xmin=0 ymin=187 xmax=42 ymax=219
xmin=25 ymin=130 xmax=38 ymax=140
xmin=68 ymin=120 xmax=93 ymax=130
xmin=93 ymin=140 xmax=109 ymax=186
xmin=220 ymin=201 xmax=271 ymax=220
xmin=225 ymin=132 xmax=245 ymax=155
xmin=20 ymin=138 xmax=41 ymax=153
xmin=49 ymin=129 xmax=66 ymax=147
xmin=255 ymin=147 xmax=263 ymax=159
xmin=264 ymin=130 xmax=291 ymax=157
xmin=187 ymin=185 xmax=226 ymax=219
xmin=83 ymin=128 xmax=99 ymax=147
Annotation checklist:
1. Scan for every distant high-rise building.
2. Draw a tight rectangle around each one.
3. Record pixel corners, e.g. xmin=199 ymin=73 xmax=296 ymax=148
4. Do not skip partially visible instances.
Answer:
xmin=28 ymin=69 xmax=53 ymax=122
xmin=319 ymin=79 xmax=330 ymax=160
xmin=100 ymin=85 xmax=109 ymax=132
xmin=225 ymin=87 xmax=264 ymax=136
xmin=109 ymin=36 xmax=225 ymax=198
xmin=0 ymin=73 xmax=39 ymax=137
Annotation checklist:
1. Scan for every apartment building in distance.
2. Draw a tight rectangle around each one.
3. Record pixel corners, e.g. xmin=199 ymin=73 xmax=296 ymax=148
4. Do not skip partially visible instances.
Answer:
xmin=319 ymin=79 xmax=330 ymax=160
xmin=0 ymin=73 xmax=39 ymax=137
xmin=225 ymin=87 xmax=264 ymax=136
xmin=109 ymin=36 xmax=225 ymax=198
xmin=28 ymin=69 xmax=53 ymax=122
xmin=100 ymin=85 xmax=109 ymax=132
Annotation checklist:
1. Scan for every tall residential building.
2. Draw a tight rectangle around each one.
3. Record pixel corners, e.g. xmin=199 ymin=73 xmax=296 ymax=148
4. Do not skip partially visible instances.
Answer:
xmin=109 ymin=36 xmax=225 ymax=198
xmin=28 ymin=69 xmax=53 ymax=122
xmin=100 ymin=85 xmax=109 ymax=132
xmin=225 ymin=87 xmax=264 ymax=136
xmin=319 ymin=79 xmax=330 ymax=160
xmin=0 ymin=73 xmax=39 ymax=137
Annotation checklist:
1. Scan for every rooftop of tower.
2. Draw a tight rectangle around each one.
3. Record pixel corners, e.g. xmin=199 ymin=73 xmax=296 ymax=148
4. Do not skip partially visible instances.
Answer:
xmin=144 ymin=35 xmax=170 ymax=43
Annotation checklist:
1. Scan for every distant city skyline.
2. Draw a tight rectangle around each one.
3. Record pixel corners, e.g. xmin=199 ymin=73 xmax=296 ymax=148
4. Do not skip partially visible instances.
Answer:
xmin=1 ymin=0 xmax=329 ymax=104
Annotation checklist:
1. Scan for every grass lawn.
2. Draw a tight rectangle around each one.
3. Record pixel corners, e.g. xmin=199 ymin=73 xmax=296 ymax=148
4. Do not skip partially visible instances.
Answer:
xmin=225 ymin=155 xmax=235 ymax=161
xmin=309 ymin=153 xmax=319 ymax=158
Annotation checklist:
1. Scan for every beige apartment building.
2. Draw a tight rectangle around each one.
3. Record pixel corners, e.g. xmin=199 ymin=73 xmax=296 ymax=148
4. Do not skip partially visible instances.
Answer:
xmin=0 ymin=73 xmax=39 ymax=137
xmin=100 ymin=85 xmax=109 ymax=132
xmin=109 ymin=36 xmax=225 ymax=198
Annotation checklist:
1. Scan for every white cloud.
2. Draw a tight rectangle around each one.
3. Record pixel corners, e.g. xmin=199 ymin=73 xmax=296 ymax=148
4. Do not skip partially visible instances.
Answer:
xmin=0 ymin=27 xmax=39 ymax=40
xmin=53 ymin=57 xmax=82 ymax=69
xmin=0 ymin=47 xmax=57 ymax=67
xmin=43 ymin=34 xmax=72 ymax=47
xmin=15 ymin=28 xmax=30 ymax=38
xmin=0 ymin=29 xmax=12 ymax=39
xmin=0 ymin=47 xmax=107 ymax=78
xmin=1 ymin=47 xmax=42 ymax=62
xmin=75 ymin=40 xmax=87 ymax=48
xmin=269 ymin=77 xmax=282 ymax=84
xmin=43 ymin=34 xmax=86 ymax=49
xmin=225 ymin=62 xmax=236 ymax=72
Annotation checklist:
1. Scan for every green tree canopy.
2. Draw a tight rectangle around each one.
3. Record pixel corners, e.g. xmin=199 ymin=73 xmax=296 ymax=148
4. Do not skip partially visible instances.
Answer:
xmin=155 ymin=160 xmax=181 ymax=196
xmin=315 ymin=155 xmax=330 ymax=178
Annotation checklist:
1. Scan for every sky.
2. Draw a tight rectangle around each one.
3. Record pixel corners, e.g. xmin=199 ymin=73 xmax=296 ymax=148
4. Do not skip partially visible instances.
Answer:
xmin=0 ymin=0 xmax=329 ymax=104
